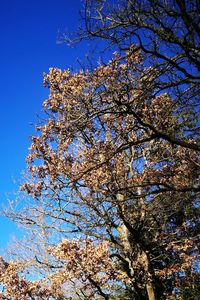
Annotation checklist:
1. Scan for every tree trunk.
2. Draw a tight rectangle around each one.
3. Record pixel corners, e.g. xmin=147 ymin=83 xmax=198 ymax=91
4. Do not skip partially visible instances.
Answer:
xmin=141 ymin=250 xmax=156 ymax=300
xmin=146 ymin=283 xmax=156 ymax=300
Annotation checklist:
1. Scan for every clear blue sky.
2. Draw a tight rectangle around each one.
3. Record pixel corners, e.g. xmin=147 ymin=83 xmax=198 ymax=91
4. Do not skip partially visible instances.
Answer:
xmin=0 ymin=0 xmax=89 ymax=249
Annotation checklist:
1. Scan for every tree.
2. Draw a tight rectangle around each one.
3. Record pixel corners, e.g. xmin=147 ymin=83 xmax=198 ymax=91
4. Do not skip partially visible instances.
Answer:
xmin=10 ymin=48 xmax=198 ymax=299
xmin=2 ymin=1 xmax=200 ymax=299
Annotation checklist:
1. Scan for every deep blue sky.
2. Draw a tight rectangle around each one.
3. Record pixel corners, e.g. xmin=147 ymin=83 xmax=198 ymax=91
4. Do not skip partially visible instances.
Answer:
xmin=0 ymin=0 xmax=90 ymax=249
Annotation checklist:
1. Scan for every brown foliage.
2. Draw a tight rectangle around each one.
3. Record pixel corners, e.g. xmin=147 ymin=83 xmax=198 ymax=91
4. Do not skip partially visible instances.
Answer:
xmin=17 ymin=48 xmax=200 ymax=299
xmin=2 ymin=1 xmax=200 ymax=299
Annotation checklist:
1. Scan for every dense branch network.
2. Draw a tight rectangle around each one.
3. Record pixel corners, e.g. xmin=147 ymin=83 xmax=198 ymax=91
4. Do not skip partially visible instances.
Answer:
xmin=1 ymin=1 xmax=199 ymax=299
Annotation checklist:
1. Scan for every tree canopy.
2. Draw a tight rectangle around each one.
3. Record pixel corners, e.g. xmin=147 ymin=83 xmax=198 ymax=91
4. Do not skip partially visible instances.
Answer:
xmin=1 ymin=1 xmax=199 ymax=299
